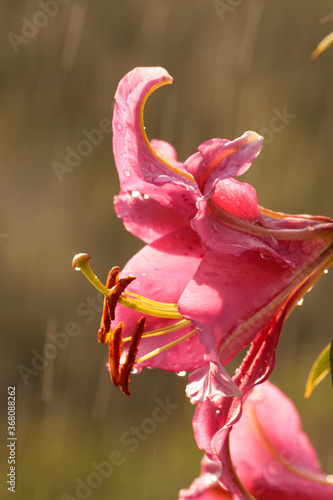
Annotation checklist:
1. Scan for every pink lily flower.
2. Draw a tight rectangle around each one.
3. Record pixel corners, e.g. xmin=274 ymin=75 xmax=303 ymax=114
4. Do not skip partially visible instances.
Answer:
xmin=180 ymin=381 xmax=333 ymax=500
xmin=73 ymin=67 xmax=333 ymax=397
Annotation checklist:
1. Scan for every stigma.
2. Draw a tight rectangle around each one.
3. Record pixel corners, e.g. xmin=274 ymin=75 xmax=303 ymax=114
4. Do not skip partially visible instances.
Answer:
xmin=72 ymin=253 xmax=196 ymax=395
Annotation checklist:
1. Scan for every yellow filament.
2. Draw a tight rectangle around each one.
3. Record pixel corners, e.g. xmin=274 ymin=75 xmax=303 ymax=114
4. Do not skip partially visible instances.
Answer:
xmin=124 ymin=290 xmax=178 ymax=310
xmin=122 ymin=319 xmax=190 ymax=342
xmin=118 ymin=295 xmax=181 ymax=319
xmin=136 ymin=329 xmax=197 ymax=364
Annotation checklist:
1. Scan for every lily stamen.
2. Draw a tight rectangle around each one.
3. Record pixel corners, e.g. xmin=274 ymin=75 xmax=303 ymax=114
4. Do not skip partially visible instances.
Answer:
xmin=119 ymin=317 xmax=146 ymax=395
xmin=122 ymin=318 xmax=191 ymax=342
xmin=136 ymin=329 xmax=197 ymax=364
xmin=108 ymin=322 xmax=124 ymax=387
xmin=72 ymin=252 xmax=195 ymax=394
xmin=123 ymin=290 xmax=178 ymax=310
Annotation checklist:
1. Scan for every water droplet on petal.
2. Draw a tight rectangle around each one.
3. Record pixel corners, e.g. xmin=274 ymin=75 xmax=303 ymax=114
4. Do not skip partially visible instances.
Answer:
xmin=327 ymin=474 xmax=333 ymax=483
xmin=143 ymin=194 xmax=150 ymax=200
xmin=131 ymin=367 xmax=138 ymax=374
xmin=204 ymin=474 xmax=218 ymax=485
xmin=149 ymin=164 xmax=157 ymax=173
xmin=259 ymin=251 xmax=270 ymax=260
xmin=324 ymin=269 xmax=328 ymax=274
xmin=116 ymin=123 xmax=122 ymax=131
xmin=124 ymin=170 xmax=131 ymax=178
xmin=176 ymin=371 xmax=187 ymax=377
xmin=141 ymin=272 xmax=147 ymax=277
xmin=153 ymin=175 xmax=172 ymax=185
xmin=297 ymin=298 xmax=304 ymax=306
xmin=131 ymin=190 xmax=140 ymax=198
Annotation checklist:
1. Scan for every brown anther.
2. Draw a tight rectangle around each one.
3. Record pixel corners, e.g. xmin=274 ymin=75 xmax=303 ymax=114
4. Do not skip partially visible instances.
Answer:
xmin=97 ymin=267 xmax=121 ymax=343
xmin=107 ymin=275 xmax=136 ymax=321
xmin=108 ymin=322 xmax=124 ymax=386
xmin=97 ymin=295 xmax=111 ymax=343
xmin=97 ymin=324 xmax=110 ymax=344
xmin=96 ymin=265 xmax=141 ymax=395
xmin=119 ymin=317 xmax=146 ymax=396
xmin=106 ymin=266 xmax=121 ymax=288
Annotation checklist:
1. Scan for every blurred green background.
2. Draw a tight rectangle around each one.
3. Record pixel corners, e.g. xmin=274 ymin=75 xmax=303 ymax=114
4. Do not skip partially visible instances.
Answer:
xmin=1 ymin=1 xmax=333 ymax=499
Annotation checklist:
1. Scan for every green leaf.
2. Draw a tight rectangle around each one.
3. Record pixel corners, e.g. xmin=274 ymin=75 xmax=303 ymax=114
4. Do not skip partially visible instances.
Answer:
xmin=305 ymin=343 xmax=330 ymax=398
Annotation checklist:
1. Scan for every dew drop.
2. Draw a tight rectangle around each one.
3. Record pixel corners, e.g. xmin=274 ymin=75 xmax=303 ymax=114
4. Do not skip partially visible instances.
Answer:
xmin=153 ymin=175 xmax=172 ymax=185
xmin=324 ymin=269 xmax=328 ymax=274
xmin=124 ymin=170 xmax=131 ymax=178
xmin=297 ymin=298 xmax=304 ymax=306
xmin=116 ymin=123 xmax=122 ymax=131
xmin=204 ymin=474 xmax=218 ymax=485
xmin=176 ymin=371 xmax=187 ymax=377
xmin=259 ymin=251 xmax=270 ymax=260
xmin=143 ymin=194 xmax=150 ymax=200
xmin=131 ymin=190 xmax=140 ymax=198
xmin=327 ymin=474 xmax=333 ymax=483
xmin=149 ymin=164 xmax=157 ymax=173
xmin=131 ymin=367 xmax=138 ymax=375
xmin=141 ymin=272 xmax=147 ymax=277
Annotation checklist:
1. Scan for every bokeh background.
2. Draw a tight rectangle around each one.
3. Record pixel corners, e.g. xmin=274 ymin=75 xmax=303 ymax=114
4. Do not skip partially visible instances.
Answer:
xmin=1 ymin=1 xmax=333 ymax=499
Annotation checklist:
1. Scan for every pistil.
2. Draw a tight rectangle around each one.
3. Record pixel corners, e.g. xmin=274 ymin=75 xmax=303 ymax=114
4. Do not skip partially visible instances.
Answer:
xmin=72 ymin=253 xmax=182 ymax=319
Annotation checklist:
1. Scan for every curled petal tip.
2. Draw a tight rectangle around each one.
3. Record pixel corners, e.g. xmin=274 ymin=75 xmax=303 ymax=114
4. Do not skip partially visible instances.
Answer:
xmin=72 ymin=253 xmax=91 ymax=270
xmin=243 ymin=130 xmax=263 ymax=145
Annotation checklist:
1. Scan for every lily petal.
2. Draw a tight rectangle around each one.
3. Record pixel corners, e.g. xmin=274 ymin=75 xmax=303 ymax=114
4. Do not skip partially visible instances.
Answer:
xmin=113 ymin=227 xmax=206 ymax=372
xmin=229 ymin=382 xmax=333 ymax=500
xmin=183 ymin=382 xmax=333 ymax=500
xmin=185 ymin=132 xmax=263 ymax=197
xmin=113 ymin=67 xmax=199 ymax=243
xmin=190 ymin=170 xmax=333 ymax=261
